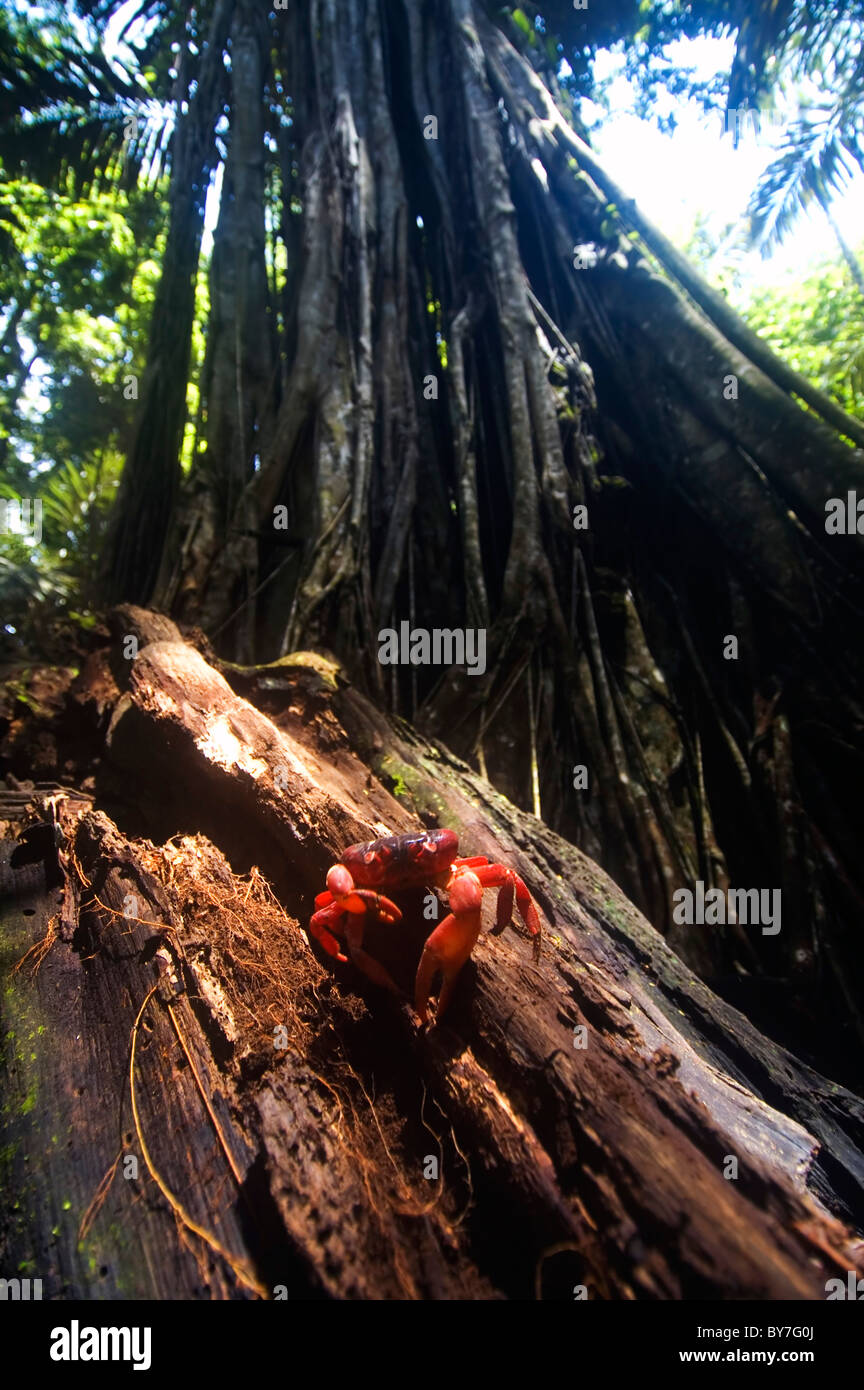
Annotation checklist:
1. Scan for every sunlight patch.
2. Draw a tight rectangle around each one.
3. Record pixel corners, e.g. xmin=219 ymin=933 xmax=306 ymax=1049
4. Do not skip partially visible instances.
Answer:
xmin=197 ymin=716 xmax=268 ymax=777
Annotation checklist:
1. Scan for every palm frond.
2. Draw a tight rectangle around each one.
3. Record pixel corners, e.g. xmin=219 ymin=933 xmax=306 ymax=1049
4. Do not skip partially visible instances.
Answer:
xmin=747 ymin=114 xmax=861 ymax=253
xmin=0 ymin=3 xmax=169 ymax=195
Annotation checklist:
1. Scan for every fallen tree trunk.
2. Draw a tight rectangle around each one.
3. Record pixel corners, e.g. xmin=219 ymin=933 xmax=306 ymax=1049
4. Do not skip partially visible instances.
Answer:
xmin=1 ymin=608 xmax=863 ymax=1299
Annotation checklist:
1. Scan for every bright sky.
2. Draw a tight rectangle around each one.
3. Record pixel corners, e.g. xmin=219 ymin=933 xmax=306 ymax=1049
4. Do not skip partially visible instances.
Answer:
xmin=581 ymin=38 xmax=864 ymax=287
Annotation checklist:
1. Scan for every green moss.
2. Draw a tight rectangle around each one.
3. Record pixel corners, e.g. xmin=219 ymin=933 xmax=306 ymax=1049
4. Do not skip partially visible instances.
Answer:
xmin=222 ymin=649 xmax=341 ymax=691
xmin=279 ymin=651 xmax=341 ymax=688
xmin=371 ymin=752 xmax=472 ymax=841
xmin=375 ymin=755 xmax=417 ymax=805
xmin=76 ymin=1221 xmax=137 ymax=1297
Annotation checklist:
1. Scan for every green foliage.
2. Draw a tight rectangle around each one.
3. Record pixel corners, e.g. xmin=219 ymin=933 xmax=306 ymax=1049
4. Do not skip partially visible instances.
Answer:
xmin=736 ymin=249 xmax=864 ymax=418
xmin=0 ymin=1 xmax=180 ymax=653
xmin=0 ymin=448 xmax=123 ymax=658
xmin=0 ymin=179 xmax=164 ymax=435
xmin=0 ymin=180 xmax=164 ymax=426
xmin=38 ymin=455 xmax=123 ymax=558
xmin=0 ymin=517 xmax=76 ymax=660
xmin=511 ymin=9 xmax=534 ymax=41
xmin=680 ymin=211 xmax=750 ymax=299
xmin=0 ymin=0 xmax=149 ymax=193
xmin=0 ymin=174 xmax=166 ymax=653
xmin=683 ymin=212 xmax=864 ymax=416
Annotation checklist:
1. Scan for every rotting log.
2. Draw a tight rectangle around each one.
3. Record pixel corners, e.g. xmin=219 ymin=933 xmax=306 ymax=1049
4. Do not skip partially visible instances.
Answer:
xmin=1 ymin=608 xmax=863 ymax=1299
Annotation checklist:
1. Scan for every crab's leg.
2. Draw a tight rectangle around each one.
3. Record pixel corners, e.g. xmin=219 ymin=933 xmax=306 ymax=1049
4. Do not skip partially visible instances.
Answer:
xmin=414 ymin=911 xmax=483 ymax=1024
xmin=414 ymin=870 xmax=484 ymax=1025
xmin=343 ymin=918 xmax=402 ymax=995
xmin=471 ymin=864 xmax=542 ymax=959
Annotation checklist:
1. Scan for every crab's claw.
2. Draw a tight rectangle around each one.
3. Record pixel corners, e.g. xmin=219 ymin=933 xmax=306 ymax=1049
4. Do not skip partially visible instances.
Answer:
xmin=349 ymin=889 xmax=403 ymax=925
xmin=309 ymin=859 xmax=404 ymax=968
xmin=323 ymin=865 xmax=402 ymax=925
xmin=309 ymin=900 xmax=350 ymax=962
xmin=414 ymin=869 xmax=484 ymax=1026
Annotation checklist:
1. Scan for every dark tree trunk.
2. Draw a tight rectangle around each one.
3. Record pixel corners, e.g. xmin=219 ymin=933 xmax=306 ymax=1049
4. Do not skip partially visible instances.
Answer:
xmin=102 ymin=0 xmax=234 ymax=603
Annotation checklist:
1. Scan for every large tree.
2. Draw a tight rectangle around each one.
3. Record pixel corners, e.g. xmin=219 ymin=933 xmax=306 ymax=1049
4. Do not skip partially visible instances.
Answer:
xmin=95 ymin=0 xmax=864 ymax=1079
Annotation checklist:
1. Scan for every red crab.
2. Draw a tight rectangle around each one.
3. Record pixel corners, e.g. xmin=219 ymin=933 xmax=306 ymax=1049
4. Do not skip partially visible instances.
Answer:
xmin=308 ymin=828 xmax=543 ymax=1024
